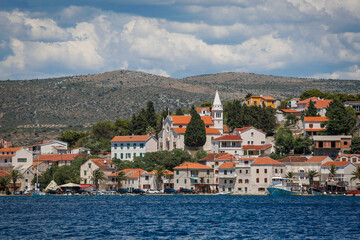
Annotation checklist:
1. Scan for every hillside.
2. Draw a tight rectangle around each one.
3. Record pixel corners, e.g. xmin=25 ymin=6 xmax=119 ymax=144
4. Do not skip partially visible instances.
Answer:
xmin=1 ymin=70 xmax=359 ymax=132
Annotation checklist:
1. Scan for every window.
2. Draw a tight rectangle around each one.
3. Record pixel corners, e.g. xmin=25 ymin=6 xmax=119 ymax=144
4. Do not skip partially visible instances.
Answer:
xmin=133 ymin=153 xmax=136 ymax=158
xmin=120 ymin=144 xmax=123 ymax=149
xmin=331 ymin=141 xmax=336 ymax=148
xmin=275 ymin=169 xmax=278 ymax=174
xmin=133 ymin=144 xmax=136 ymax=149
xmin=84 ymin=179 xmax=87 ymax=184
xmin=215 ymin=170 xmax=219 ymax=174
xmin=215 ymin=162 xmax=219 ymax=166
xmin=229 ymin=180 xmax=233 ymax=184
xmin=176 ymin=170 xmax=179 ymax=175
xmin=224 ymin=170 xmax=228 ymax=175
xmin=121 ymin=153 xmax=123 ymax=159
xmin=246 ymin=170 xmax=248 ymax=174
xmin=256 ymin=178 xmax=259 ymax=183
xmin=140 ymin=143 xmax=144 ymax=148
xmin=258 ymin=188 xmax=265 ymax=191
xmin=84 ymin=170 xmax=87 ymax=176
xmin=264 ymin=169 xmax=267 ymax=173
xmin=309 ymin=124 xmax=313 ymax=128
xmin=17 ymin=158 xmax=27 ymax=163
xmin=176 ymin=179 xmax=179 ymax=183
xmin=247 ymin=141 xmax=250 ymax=144
xmin=251 ymin=132 xmax=254 ymax=137
xmin=114 ymin=153 xmax=117 ymax=159
xmin=145 ymin=176 xmax=149 ymax=180
xmin=207 ymin=170 xmax=210 ymax=175
xmin=256 ymin=169 xmax=259 ymax=173
xmin=224 ymin=180 xmax=227 ymax=184
xmin=114 ymin=144 xmax=117 ymax=149
xmin=264 ymin=178 xmax=267 ymax=183
xmin=261 ymin=141 xmax=265 ymax=145
xmin=244 ymin=161 xmax=249 ymax=164
xmin=207 ymin=179 xmax=209 ymax=183
xmin=344 ymin=141 xmax=348 ymax=145
xmin=239 ymin=170 xmax=242 ymax=174
xmin=140 ymin=153 xmax=143 ymax=158
xmin=127 ymin=144 xmax=130 ymax=149
xmin=25 ymin=179 xmax=28 ymax=182
xmin=353 ymin=158 xmax=357 ymax=163
xmin=239 ymin=179 xmax=242 ymax=183
xmin=212 ymin=165 xmax=214 ymax=168
xmin=238 ymin=188 xmax=242 ymax=191
xmin=245 ymin=179 xmax=249 ymax=184
xmin=184 ymin=179 xmax=186 ymax=184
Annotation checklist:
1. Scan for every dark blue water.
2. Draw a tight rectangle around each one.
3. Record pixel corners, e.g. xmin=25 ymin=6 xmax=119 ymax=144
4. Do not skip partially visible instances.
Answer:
xmin=1 ymin=195 xmax=360 ymax=239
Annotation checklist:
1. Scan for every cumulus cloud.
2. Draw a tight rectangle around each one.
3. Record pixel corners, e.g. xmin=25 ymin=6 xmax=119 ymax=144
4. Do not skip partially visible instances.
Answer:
xmin=0 ymin=1 xmax=359 ymax=80
xmin=313 ymin=65 xmax=360 ymax=80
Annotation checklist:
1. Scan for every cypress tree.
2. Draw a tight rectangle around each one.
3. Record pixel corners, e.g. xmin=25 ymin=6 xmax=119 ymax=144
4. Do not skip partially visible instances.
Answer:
xmin=305 ymin=100 xmax=318 ymax=117
xmin=325 ymin=99 xmax=357 ymax=135
xmin=184 ymin=106 xmax=206 ymax=149
xmin=146 ymin=101 xmax=157 ymax=129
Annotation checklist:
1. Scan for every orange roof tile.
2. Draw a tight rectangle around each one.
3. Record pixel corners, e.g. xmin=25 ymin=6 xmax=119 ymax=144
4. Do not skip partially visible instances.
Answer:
xmin=281 ymin=109 xmax=298 ymax=113
xmin=322 ymin=161 xmax=351 ymax=167
xmin=314 ymin=100 xmax=332 ymax=109
xmin=223 ymin=125 xmax=230 ymax=133
xmin=243 ymin=144 xmax=272 ymax=150
xmin=173 ymin=128 xmax=220 ymax=134
xmin=38 ymin=154 xmax=79 ymax=162
xmin=196 ymin=107 xmax=210 ymax=113
xmin=261 ymin=96 xmax=276 ymax=101
xmin=213 ymin=135 xmax=242 ymax=141
xmin=173 ymin=162 xmax=213 ymax=170
xmin=307 ymin=156 xmax=330 ymax=162
xmin=0 ymin=154 xmax=15 ymax=157
xmin=305 ymin=129 xmax=326 ymax=132
xmin=277 ymin=156 xmax=308 ymax=163
xmin=219 ymin=162 xmax=236 ymax=169
xmin=149 ymin=169 xmax=174 ymax=175
xmin=297 ymin=97 xmax=319 ymax=105
xmin=200 ymin=153 xmax=228 ymax=161
xmin=0 ymin=147 xmax=22 ymax=152
xmin=251 ymin=157 xmax=284 ymax=165
xmin=304 ymin=117 xmax=328 ymax=122
xmin=215 ymin=154 xmax=236 ymax=160
xmin=171 ymin=116 xmax=214 ymax=125
xmin=111 ymin=168 xmax=146 ymax=178
xmin=0 ymin=170 xmax=10 ymax=177
xmin=91 ymin=159 xmax=113 ymax=168
xmin=235 ymin=126 xmax=264 ymax=133
xmin=111 ymin=135 xmax=151 ymax=142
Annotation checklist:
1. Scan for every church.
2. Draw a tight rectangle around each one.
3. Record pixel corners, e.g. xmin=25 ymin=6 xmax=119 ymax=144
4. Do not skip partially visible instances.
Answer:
xmin=158 ymin=91 xmax=225 ymax=152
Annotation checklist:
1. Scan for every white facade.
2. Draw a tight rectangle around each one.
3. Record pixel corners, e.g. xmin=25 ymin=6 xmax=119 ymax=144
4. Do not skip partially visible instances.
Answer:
xmin=36 ymin=140 xmax=68 ymax=155
xmin=321 ymin=162 xmax=357 ymax=189
xmin=173 ymin=162 xmax=214 ymax=191
xmin=111 ymin=135 xmax=158 ymax=161
xmin=80 ymin=159 xmax=116 ymax=190
xmin=212 ymin=90 xmax=224 ymax=134
xmin=0 ymin=147 xmax=33 ymax=169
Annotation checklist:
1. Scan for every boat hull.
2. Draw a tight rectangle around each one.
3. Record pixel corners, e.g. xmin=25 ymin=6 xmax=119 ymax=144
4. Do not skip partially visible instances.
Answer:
xmin=267 ymin=187 xmax=299 ymax=196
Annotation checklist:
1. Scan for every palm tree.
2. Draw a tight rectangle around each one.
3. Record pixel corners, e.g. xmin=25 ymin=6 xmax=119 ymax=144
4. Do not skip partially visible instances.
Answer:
xmin=350 ymin=166 xmax=360 ymax=184
xmin=116 ymin=171 xmax=127 ymax=189
xmin=329 ymin=164 xmax=337 ymax=179
xmin=91 ymin=169 xmax=107 ymax=190
xmin=306 ymin=170 xmax=319 ymax=187
xmin=285 ymin=172 xmax=294 ymax=179
xmin=0 ymin=175 xmax=11 ymax=193
xmin=9 ymin=170 xmax=24 ymax=192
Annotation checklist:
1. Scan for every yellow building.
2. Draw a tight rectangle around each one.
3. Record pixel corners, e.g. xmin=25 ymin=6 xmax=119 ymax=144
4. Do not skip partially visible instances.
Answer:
xmin=246 ymin=96 xmax=276 ymax=108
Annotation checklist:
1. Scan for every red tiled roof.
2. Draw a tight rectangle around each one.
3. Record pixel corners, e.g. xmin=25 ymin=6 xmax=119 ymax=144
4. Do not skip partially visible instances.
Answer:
xmin=216 ymin=154 xmax=236 ymax=160
xmin=0 ymin=154 xmax=15 ymax=157
xmin=91 ymin=159 xmax=113 ymax=168
xmin=262 ymin=96 xmax=276 ymax=101
xmin=235 ymin=126 xmax=252 ymax=132
xmin=149 ymin=169 xmax=174 ymax=175
xmin=304 ymin=117 xmax=328 ymax=122
xmin=0 ymin=147 xmax=22 ymax=152
xmin=243 ymin=144 xmax=272 ymax=150
xmin=281 ymin=109 xmax=298 ymax=113
xmin=196 ymin=107 xmax=210 ymax=113
xmin=173 ymin=128 xmax=220 ymax=134
xmin=277 ymin=156 xmax=308 ymax=163
xmin=200 ymin=153 xmax=228 ymax=161
xmin=38 ymin=154 xmax=79 ymax=162
xmin=213 ymin=135 xmax=242 ymax=141
xmin=0 ymin=170 xmax=10 ymax=177
xmin=111 ymin=135 xmax=151 ymax=142
xmin=314 ymin=100 xmax=332 ymax=109
xmin=297 ymin=97 xmax=319 ymax=105
xmin=218 ymin=162 xmax=236 ymax=169
xmin=251 ymin=157 xmax=284 ymax=165
xmin=223 ymin=125 xmax=230 ymax=133
xmin=307 ymin=156 xmax=329 ymax=163
xmin=322 ymin=161 xmax=351 ymax=167
xmin=305 ymin=129 xmax=326 ymax=132
xmin=171 ymin=116 xmax=214 ymax=125
xmin=174 ymin=162 xmax=213 ymax=170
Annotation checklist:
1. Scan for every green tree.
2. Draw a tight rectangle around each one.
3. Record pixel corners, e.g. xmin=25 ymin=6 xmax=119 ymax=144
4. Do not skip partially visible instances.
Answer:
xmin=114 ymin=118 xmax=131 ymax=136
xmin=184 ymin=106 xmax=206 ymax=149
xmin=0 ymin=175 xmax=10 ymax=193
xmin=92 ymin=121 xmax=116 ymax=140
xmin=285 ymin=113 xmax=298 ymax=127
xmin=175 ymin=108 xmax=184 ymax=115
xmin=285 ymin=172 xmax=294 ymax=178
xmin=325 ymin=99 xmax=357 ymax=135
xmin=329 ymin=165 xmax=337 ymax=178
xmin=116 ymin=171 xmax=127 ymax=189
xmin=58 ymin=130 xmax=87 ymax=147
xmin=9 ymin=170 xmax=23 ymax=192
xmin=300 ymin=89 xmax=324 ymax=100
xmin=274 ymin=127 xmax=294 ymax=155
xmin=306 ymin=170 xmax=319 ymax=187
xmin=245 ymin=93 xmax=253 ymax=99
xmin=154 ymin=165 xmax=166 ymax=190
xmin=350 ymin=136 xmax=360 ymax=154
xmin=200 ymin=102 xmax=212 ymax=108
xmin=91 ymin=168 xmax=107 ymax=190
xmin=130 ymin=109 xmax=148 ymax=135
xmin=305 ymin=100 xmax=318 ymax=117
xmin=146 ymin=101 xmax=157 ymax=129
xmin=350 ymin=166 xmax=360 ymax=184
xmin=293 ymin=135 xmax=313 ymax=155
xmin=195 ymin=150 xmax=207 ymax=162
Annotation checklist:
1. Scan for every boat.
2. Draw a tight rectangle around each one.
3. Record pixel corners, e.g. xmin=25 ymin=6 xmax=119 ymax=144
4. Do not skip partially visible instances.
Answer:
xmin=308 ymin=187 xmax=324 ymax=196
xmin=213 ymin=192 xmax=232 ymax=196
xmin=267 ymin=176 xmax=303 ymax=196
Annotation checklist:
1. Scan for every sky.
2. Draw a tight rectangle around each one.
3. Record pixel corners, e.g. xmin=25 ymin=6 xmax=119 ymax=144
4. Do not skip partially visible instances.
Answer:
xmin=0 ymin=0 xmax=360 ymax=80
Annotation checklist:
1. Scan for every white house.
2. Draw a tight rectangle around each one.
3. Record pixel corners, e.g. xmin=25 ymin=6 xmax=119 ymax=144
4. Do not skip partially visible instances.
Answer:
xmin=289 ymin=98 xmax=300 ymax=109
xmin=37 ymin=154 xmax=82 ymax=167
xmin=196 ymin=107 xmax=211 ymax=116
xmin=108 ymin=168 xmax=155 ymax=192
xmin=218 ymin=162 xmax=236 ymax=193
xmin=80 ymin=158 xmax=116 ymax=190
xmin=321 ymin=161 xmax=357 ymax=190
xmin=336 ymin=154 xmax=360 ymax=163
xmin=0 ymin=147 xmax=33 ymax=169
xmin=303 ymin=117 xmax=328 ymax=136
xmin=111 ymin=135 xmax=158 ymax=161
xmin=26 ymin=139 xmax=68 ymax=155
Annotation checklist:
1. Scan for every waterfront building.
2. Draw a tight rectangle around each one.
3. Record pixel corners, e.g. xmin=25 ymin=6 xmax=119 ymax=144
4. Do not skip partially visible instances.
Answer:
xmin=336 ymin=154 xmax=360 ymax=163
xmin=80 ymin=158 xmax=116 ymax=190
xmin=37 ymin=154 xmax=84 ymax=167
xmin=148 ymin=169 xmax=174 ymax=190
xmin=312 ymin=135 xmax=352 ymax=159
xmin=19 ymin=162 xmax=49 ymax=191
xmin=173 ymin=162 xmax=214 ymax=193
xmin=218 ymin=162 xmax=236 ymax=193
xmin=234 ymin=157 xmax=286 ymax=195
xmin=321 ymin=161 xmax=357 ymax=190
xmin=108 ymin=168 xmax=155 ymax=191
xmin=245 ymin=95 xmax=276 ymax=108
xmin=0 ymin=147 xmax=33 ymax=169
xmin=111 ymin=135 xmax=158 ymax=161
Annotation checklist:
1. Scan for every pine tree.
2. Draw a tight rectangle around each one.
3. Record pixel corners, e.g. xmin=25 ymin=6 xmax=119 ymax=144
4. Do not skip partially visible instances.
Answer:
xmin=305 ymin=100 xmax=318 ymax=117
xmin=184 ymin=106 xmax=206 ymax=149
xmin=146 ymin=101 xmax=157 ymax=129
xmin=325 ymin=99 xmax=357 ymax=135
xmin=175 ymin=108 xmax=184 ymax=115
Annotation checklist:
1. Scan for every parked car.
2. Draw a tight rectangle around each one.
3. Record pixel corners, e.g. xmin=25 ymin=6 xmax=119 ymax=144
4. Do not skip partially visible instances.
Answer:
xmin=132 ymin=189 xmax=145 ymax=194
xmin=178 ymin=188 xmax=195 ymax=194
xmin=117 ymin=188 xmax=129 ymax=194
xmin=47 ymin=190 xmax=62 ymax=195
xmin=77 ymin=189 xmax=90 ymax=195
xmin=164 ymin=188 xmax=177 ymax=194
xmin=146 ymin=189 xmax=160 ymax=194
xmin=64 ymin=190 xmax=74 ymax=195
xmin=91 ymin=190 xmax=104 ymax=195
xmin=103 ymin=190 xmax=116 ymax=195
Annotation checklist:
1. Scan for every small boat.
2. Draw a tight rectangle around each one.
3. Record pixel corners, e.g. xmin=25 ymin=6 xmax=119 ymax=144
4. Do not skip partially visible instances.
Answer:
xmin=308 ymin=187 xmax=324 ymax=196
xmin=213 ymin=192 xmax=232 ymax=196
xmin=267 ymin=177 xmax=303 ymax=196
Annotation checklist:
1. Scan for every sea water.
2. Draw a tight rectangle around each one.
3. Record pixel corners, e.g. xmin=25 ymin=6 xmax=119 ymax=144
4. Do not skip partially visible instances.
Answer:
xmin=0 ymin=195 xmax=359 ymax=239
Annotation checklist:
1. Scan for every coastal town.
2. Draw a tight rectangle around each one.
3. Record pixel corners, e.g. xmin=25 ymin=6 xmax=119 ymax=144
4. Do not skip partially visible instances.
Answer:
xmin=1 ymin=90 xmax=360 ymax=196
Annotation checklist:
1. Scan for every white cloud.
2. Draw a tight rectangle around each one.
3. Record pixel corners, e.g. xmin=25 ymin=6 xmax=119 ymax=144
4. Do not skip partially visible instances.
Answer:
xmin=313 ymin=65 xmax=360 ymax=80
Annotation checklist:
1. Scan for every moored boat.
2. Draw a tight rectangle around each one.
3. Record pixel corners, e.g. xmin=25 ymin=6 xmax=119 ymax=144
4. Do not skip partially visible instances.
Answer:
xmin=267 ymin=177 xmax=303 ymax=196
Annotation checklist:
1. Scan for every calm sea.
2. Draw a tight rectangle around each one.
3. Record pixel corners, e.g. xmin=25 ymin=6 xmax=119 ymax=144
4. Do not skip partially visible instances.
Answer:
xmin=0 ymin=195 xmax=359 ymax=239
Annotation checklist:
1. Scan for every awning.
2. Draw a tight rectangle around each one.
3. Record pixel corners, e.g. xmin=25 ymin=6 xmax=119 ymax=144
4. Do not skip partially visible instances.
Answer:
xmin=191 ymin=177 xmax=201 ymax=180
xmin=60 ymin=183 xmax=81 ymax=188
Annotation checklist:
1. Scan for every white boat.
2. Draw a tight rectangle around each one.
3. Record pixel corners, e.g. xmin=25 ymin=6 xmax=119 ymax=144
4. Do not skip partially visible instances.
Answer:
xmin=267 ymin=177 xmax=303 ymax=196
